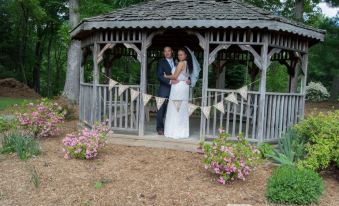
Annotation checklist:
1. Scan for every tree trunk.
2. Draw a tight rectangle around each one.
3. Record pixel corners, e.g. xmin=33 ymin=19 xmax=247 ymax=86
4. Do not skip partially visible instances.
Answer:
xmin=329 ymin=75 xmax=339 ymax=102
xmin=32 ymin=27 xmax=44 ymax=93
xmin=63 ymin=0 xmax=81 ymax=103
xmin=47 ymin=34 xmax=53 ymax=97
xmin=294 ymin=0 xmax=304 ymax=21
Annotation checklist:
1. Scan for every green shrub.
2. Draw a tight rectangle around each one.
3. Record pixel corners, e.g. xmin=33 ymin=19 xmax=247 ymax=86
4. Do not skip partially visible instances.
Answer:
xmin=295 ymin=110 xmax=339 ymax=170
xmin=258 ymin=143 xmax=274 ymax=159
xmin=0 ymin=133 xmax=41 ymax=160
xmin=266 ymin=129 xmax=305 ymax=165
xmin=267 ymin=165 xmax=324 ymax=205
xmin=305 ymin=81 xmax=330 ymax=101
xmin=0 ymin=115 xmax=18 ymax=133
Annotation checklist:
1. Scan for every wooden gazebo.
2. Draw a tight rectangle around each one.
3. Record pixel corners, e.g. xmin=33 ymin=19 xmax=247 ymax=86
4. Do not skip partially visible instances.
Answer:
xmin=71 ymin=0 xmax=325 ymax=144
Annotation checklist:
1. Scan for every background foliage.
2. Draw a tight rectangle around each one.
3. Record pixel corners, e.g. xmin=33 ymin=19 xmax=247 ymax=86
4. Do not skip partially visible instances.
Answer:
xmin=0 ymin=0 xmax=338 ymax=99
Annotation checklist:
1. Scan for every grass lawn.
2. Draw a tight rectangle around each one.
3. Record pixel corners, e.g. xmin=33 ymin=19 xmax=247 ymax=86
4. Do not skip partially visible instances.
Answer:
xmin=0 ymin=98 xmax=28 ymax=111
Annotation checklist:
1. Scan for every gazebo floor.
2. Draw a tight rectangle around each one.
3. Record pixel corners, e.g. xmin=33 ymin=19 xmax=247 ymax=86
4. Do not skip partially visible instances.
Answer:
xmin=107 ymin=116 xmax=202 ymax=152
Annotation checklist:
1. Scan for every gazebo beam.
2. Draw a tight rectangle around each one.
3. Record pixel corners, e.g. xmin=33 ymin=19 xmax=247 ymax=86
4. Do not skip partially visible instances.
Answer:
xmin=91 ymin=42 xmax=100 ymax=124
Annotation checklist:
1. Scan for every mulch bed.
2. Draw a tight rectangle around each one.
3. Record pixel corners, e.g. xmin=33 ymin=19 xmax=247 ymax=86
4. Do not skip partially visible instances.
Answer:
xmin=0 ymin=78 xmax=40 ymax=99
xmin=0 ymin=120 xmax=338 ymax=206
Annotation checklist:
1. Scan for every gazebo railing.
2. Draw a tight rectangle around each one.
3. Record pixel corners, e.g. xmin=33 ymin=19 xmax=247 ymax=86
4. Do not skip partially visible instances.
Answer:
xmin=205 ymin=89 xmax=304 ymax=142
xmin=80 ymin=83 xmax=140 ymax=132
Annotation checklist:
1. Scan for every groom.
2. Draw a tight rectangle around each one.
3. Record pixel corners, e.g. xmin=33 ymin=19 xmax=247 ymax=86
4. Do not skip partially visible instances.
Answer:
xmin=156 ymin=46 xmax=189 ymax=135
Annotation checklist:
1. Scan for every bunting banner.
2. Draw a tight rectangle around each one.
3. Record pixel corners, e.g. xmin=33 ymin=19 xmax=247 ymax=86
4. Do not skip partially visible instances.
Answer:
xmin=237 ymin=85 xmax=248 ymax=100
xmin=130 ymin=89 xmax=140 ymax=101
xmin=118 ymin=85 xmax=129 ymax=96
xmin=155 ymin=97 xmax=166 ymax=110
xmin=108 ymin=79 xmax=118 ymax=91
xmin=225 ymin=92 xmax=238 ymax=104
xmin=214 ymin=101 xmax=225 ymax=114
xmin=201 ymin=106 xmax=211 ymax=119
xmin=188 ymin=103 xmax=199 ymax=116
xmin=172 ymin=100 xmax=183 ymax=112
xmin=142 ymin=93 xmax=153 ymax=106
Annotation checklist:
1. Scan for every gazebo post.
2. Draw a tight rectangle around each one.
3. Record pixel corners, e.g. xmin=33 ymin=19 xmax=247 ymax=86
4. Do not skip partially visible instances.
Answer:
xmin=79 ymin=48 xmax=84 ymax=122
xmin=200 ymin=32 xmax=210 ymax=141
xmin=91 ymin=42 xmax=100 ymax=125
xmin=256 ymin=34 xmax=269 ymax=143
xmin=300 ymin=45 xmax=309 ymax=119
xmin=139 ymin=32 xmax=148 ymax=136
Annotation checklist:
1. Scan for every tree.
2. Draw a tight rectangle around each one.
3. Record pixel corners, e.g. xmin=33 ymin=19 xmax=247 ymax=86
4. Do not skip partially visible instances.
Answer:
xmin=63 ymin=0 xmax=81 ymax=103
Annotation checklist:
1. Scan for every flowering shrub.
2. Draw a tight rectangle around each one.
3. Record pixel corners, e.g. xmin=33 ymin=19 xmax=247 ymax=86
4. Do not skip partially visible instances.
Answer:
xmin=15 ymin=99 xmax=65 ymax=138
xmin=305 ymin=82 xmax=330 ymax=102
xmin=202 ymin=132 xmax=260 ymax=184
xmin=63 ymin=123 xmax=112 ymax=160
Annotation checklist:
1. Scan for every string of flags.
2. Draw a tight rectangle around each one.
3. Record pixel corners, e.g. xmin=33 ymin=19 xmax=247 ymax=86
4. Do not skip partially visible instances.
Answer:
xmin=106 ymin=77 xmax=249 ymax=119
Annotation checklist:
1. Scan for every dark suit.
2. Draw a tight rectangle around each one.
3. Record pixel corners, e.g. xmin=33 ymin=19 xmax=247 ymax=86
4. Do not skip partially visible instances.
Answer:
xmin=156 ymin=58 xmax=173 ymax=132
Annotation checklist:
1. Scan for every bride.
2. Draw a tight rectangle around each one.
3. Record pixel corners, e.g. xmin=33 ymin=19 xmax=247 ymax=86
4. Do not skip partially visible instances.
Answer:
xmin=163 ymin=47 xmax=200 ymax=139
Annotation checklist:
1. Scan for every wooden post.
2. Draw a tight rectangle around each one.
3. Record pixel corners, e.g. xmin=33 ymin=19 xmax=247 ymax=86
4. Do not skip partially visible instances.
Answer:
xmin=300 ymin=46 xmax=309 ymax=118
xmin=79 ymin=48 xmax=84 ymax=121
xmin=257 ymin=34 xmax=269 ymax=143
xmin=91 ymin=43 xmax=100 ymax=125
xmin=139 ymin=32 xmax=147 ymax=136
xmin=200 ymin=32 xmax=210 ymax=141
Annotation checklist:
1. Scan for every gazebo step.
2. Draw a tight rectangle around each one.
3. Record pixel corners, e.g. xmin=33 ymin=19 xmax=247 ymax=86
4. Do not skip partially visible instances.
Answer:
xmin=107 ymin=134 xmax=200 ymax=152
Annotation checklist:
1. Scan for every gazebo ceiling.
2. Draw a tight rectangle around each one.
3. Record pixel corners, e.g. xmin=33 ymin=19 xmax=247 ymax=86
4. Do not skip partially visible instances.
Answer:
xmin=71 ymin=0 xmax=325 ymax=41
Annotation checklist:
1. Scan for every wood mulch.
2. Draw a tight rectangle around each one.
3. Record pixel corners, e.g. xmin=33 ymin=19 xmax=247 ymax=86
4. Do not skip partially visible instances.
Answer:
xmin=0 ymin=120 xmax=338 ymax=206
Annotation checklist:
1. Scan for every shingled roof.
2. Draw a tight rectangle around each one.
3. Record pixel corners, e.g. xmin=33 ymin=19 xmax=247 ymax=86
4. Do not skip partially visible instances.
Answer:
xmin=71 ymin=0 xmax=325 ymax=41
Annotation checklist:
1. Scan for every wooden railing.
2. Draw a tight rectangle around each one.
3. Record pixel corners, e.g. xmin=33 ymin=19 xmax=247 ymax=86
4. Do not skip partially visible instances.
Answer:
xmin=263 ymin=92 xmax=304 ymax=142
xmin=205 ymin=89 xmax=260 ymax=141
xmin=205 ymin=89 xmax=304 ymax=142
xmin=80 ymin=83 xmax=140 ymax=132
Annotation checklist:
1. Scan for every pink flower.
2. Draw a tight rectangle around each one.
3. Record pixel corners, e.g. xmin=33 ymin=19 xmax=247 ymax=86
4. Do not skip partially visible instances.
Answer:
xmin=217 ymin=177 xmax=225 ymax=184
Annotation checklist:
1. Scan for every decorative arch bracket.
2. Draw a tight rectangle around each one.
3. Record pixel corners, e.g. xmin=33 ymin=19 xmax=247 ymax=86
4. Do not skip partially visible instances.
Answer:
xmin=238 ymin=45 xmax=262 ymax=69
xmin=97 ymin=43 xmax=116 ymax=64
xmin=267 ymin=48 xmax=282 ymax=67
xmin=186 ymin=30 xmax=207 ymax=50
xmin=145 ymin=30 xmax=165 ymax=49
xmin=208 ymin=44 xmax=231 ymax=65
xmin=124 ymin=43 xmax=142 ymax=62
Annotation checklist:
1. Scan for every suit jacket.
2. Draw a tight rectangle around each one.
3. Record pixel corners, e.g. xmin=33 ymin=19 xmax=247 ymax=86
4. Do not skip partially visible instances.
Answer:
xmin=156 ymin=58 xmax=173 ymax=97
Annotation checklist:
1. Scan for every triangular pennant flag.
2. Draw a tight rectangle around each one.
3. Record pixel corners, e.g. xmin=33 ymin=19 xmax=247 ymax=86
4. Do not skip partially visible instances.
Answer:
xmin=130 ymin=89 xmax=140 ymax=101
xmin=118 ymin=85 xmax=129 ymax=96
xmin=188 ymin=103 xmax=199 ymax=116
xmin=237 ymin=85 xmax=248 ymax=100
xmin=155 ymin=97 xmax=166 ymax=110
xmin=225 ymin=92 xmax=238 ymax=104
xmin=172 ymin=100 xmax=182 ymax=112
xmin=142 ymin=93 xmax=153 ymax=106
xmin=214 ymin=101 xmax=225 ymax=114
xmin=109 ymin=79 xmax=118 ymax=91
xmin=201 ymin=106 xmax=211 ymax=119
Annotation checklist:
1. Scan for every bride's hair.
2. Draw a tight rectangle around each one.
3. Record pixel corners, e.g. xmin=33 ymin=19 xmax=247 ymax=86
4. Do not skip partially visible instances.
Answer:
xmin=178 ymin=47 xmax=193 ymax=74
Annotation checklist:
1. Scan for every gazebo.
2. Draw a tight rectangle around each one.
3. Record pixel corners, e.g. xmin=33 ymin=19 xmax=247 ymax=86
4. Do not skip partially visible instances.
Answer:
xmin=71 ymin=0 xmax=325 ymax=144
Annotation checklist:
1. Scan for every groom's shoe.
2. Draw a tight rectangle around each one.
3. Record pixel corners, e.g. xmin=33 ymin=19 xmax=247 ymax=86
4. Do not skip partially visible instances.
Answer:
xmin=157 ymin=130 xmax=164 ymax=135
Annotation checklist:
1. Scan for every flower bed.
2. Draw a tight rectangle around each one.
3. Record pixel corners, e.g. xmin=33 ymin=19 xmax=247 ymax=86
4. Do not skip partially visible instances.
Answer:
xmin=63 ymin=123 xmax=112 ymax=160
xmin=202 ymin=133 xmax=260 ymax=184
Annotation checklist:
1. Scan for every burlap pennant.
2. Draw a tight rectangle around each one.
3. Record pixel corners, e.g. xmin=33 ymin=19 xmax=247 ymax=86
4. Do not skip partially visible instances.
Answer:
xmin=201 ymin=106 xmax=211 ymax=119
xmin=130 ymin=89 xmax=140 ymax=101
xmin=142 ymin=93 xmax=153 ymax=106
xmin=214 ymin=101 xmax=225 ymax=114
xmin=108 ymin=79 xmax=118 ymax=91
xmin=237 ymin=85 xmax=248 ymax=100
xmin=155 ymin=97 xmax=166 ymax=110
xmin=172 ymin=100 xmax=182 ymax=112
xmin=118 ymin=85 xmax=129 ymax=96
xmin=188 ymin=103 xmax=199 ymax=116
xmin=225 ymin=92 xmax=238 ymax=104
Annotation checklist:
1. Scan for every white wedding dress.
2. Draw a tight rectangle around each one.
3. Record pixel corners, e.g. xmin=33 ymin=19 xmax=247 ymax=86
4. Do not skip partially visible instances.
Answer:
xmin=164 ymin=61 xmax=190 ymax=139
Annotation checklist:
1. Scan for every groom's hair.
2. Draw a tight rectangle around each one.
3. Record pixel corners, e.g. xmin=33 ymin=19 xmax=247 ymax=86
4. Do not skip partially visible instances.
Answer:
xmin=163 ymin=46 xmax=172 ymax=51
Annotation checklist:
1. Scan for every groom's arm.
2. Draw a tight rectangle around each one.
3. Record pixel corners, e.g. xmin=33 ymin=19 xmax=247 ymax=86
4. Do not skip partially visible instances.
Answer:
xmin=156 ymin=61 xmax=171 ymax=86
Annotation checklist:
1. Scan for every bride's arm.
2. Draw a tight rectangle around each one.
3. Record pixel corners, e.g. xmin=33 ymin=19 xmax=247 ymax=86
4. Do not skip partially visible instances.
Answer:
xmin=163 ymin=62 xmax=184 ymax=80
